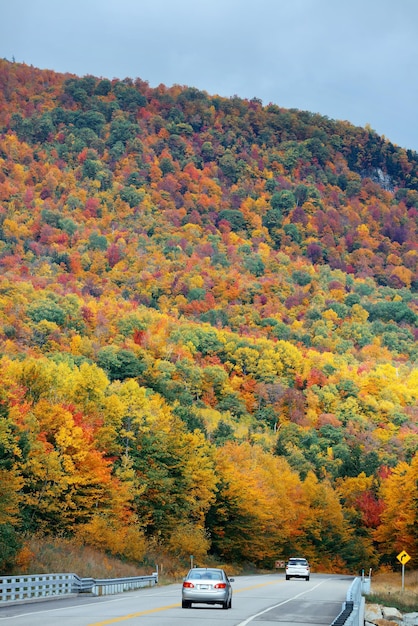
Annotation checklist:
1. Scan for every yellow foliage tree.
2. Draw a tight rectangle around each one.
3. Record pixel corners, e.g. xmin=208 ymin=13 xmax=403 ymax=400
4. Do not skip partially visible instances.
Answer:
xmin=375 ymin=454 xmax=418 ymax=559
xmin=297 ymin=471 xmax=353 ymax=569
xmin=209 ymin=441 xmax=306 ymax=564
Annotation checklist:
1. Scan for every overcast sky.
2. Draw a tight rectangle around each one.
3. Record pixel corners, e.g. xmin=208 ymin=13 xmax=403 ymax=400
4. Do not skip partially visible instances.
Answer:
xmin=1 ymin=0 xmax=418 ymax=151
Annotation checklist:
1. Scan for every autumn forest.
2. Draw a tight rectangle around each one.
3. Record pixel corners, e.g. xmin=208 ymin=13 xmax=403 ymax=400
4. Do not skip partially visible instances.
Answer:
xmin=0 ymin=59 xmax=417 ymax=574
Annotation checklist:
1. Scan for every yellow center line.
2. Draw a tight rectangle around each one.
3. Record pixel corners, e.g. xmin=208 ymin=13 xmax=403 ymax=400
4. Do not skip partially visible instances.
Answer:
xmin=88 ymin=579 xmax=283 ymax=625
xmin=88 ymin=603 xmax=181 ymax=625
xmin=237 ymin=579 xmax=283 ymax=592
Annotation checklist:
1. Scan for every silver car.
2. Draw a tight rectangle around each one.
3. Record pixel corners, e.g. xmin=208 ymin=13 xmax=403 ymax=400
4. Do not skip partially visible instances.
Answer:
xmin=182 ymin=567 xmax=234 ymax=609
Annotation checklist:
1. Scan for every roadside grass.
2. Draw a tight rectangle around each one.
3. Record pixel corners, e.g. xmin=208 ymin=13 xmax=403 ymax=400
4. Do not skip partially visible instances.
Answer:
xmin=15 ymin=536 xmax=153 ymax=579
xmin=366 ymin=569 xmax=418 ymax=613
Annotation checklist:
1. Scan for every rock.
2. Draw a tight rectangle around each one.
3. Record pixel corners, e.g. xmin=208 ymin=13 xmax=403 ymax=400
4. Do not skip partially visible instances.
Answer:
xmin=365 ymin=603 xmax=418 ymax=626
xmin=382 ymin=606 xmax=403 ymax=621
xmin=365 ymin=603 xmax=383 ymax=622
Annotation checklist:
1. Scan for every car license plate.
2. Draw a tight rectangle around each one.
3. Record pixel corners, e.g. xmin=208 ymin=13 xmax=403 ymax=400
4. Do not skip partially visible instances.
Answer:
xmin=199 ymin=584 xmax=210 ymax=589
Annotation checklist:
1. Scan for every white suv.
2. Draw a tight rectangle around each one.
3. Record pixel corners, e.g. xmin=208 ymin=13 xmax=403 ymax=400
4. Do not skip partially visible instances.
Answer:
xmin=285 ymin=557 xmax=310 ymax=581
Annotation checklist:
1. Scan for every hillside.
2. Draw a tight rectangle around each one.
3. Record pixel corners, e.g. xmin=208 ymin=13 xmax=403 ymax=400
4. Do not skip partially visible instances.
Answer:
xmin=0 ymin=59 xmax=417 ymax=573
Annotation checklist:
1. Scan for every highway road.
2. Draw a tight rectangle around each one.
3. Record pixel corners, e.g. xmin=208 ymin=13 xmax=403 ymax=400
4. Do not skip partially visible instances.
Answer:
xmin=0 ymin=573 xmax=353 ymax=626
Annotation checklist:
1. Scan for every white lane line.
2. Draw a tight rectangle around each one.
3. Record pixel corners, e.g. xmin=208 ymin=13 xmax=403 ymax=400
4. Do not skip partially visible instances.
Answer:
xmin=236 ymin=579 xmax=328 ymax=626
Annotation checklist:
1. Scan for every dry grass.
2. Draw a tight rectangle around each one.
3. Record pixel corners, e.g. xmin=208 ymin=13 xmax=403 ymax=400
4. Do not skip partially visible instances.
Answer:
xmin=16 ymin=536 xmax=153 ymax=579
xmin=366 ymin=569 xmax=418 ymax=614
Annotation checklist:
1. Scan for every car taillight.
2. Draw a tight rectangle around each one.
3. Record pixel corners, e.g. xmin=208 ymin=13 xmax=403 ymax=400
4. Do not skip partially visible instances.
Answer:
xmin=183 ymin=582 xmax=195 ymax=588
xmin=214 ymin=583 xmax=226 ymax=589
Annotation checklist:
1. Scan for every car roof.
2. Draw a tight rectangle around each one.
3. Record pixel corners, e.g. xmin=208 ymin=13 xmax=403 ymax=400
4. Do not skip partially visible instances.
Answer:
xmin=189 ymin=567 xmax=223 ymax=572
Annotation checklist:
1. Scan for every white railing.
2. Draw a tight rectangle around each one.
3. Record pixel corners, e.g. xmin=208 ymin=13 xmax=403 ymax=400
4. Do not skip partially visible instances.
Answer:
xmin=330 ymin=575 xmax=369 ymax=626
xmin=0 ymin=572 xmax=158 ymax=604
xmin=0 ymin=573 xmax=75 ymax=603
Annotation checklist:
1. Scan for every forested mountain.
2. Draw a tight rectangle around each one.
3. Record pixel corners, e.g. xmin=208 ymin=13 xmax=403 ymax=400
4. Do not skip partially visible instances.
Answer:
xmin=0 ymin=59 xmax=417 ymax=573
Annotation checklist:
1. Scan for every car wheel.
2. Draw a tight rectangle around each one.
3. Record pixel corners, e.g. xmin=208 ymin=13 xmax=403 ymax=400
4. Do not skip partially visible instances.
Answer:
xmin=228 ymin=597 xmax=232 ymax=609
xmin=222 ymin=600 xmax=229 ymax=610
xmin=285 ymin=576 xmax=289 ymax=580
xmin=182 ymin=600 xmax=191 ymax=608
xmin=306 ymin=576 xmax=310 ymax=581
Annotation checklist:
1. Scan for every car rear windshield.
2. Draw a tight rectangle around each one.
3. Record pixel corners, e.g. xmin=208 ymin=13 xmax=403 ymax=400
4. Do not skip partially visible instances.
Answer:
xmin=188 ymin=570 xmax=223 ymax=580
xmin=289 ymin=559 xmax=308 ymax=565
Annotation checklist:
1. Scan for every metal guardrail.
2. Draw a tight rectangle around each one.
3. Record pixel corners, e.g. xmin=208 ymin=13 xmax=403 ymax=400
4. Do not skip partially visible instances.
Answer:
xmin=330 ymin=576 xmax=368 ymax=626
xmin=0 ymin=573 xmax=76 ymax=603
xmin=0 ymin=572 xmax=158 ymax=604
xmin=73 ymin=573 xmax=159 ymax=596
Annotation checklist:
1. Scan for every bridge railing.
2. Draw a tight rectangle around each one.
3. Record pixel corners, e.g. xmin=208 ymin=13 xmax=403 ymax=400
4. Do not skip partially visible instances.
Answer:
xmin=330 ymin=575 xmax=369 ymax=626
xmin=0 ymin=571 xmax=158 ymax=604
